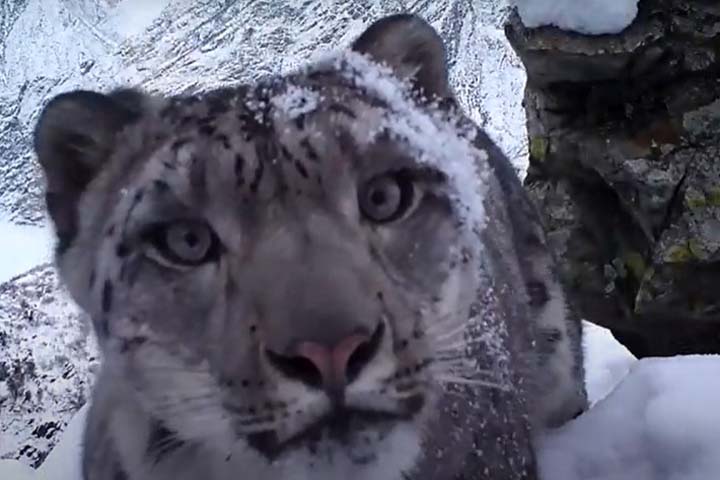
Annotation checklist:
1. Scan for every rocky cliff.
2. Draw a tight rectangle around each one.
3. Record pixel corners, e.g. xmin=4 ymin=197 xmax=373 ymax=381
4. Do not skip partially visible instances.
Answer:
xmin=506 ymin=0 xmax=720 ymax=356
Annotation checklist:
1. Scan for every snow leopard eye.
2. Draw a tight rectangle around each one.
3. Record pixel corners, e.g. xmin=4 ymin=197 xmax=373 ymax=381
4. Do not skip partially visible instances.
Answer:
xmin=145 ymin=220 xmax=220 ymax=267
xmin=359 ymin=171 xmax=416 ymax=223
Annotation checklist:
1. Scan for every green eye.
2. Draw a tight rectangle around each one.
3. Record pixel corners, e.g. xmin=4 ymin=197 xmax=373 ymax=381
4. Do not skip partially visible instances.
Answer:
xmin=145 ymin=220 xmax=220 ymax=266
xmin=359 ymin=172 xmax=416 ymax=223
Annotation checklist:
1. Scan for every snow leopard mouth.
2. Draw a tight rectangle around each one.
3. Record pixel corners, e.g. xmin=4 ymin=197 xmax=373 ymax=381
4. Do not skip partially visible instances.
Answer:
xmin=246 ymin=395 xmax=425 ymax=460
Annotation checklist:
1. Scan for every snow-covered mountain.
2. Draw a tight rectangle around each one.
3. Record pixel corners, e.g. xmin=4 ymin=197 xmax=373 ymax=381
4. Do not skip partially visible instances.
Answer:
xmin=0 ymin=0 xmax=527 ymax=225
xmin=0 ymin=0 xmax=528 ymax=468
xmin=0 ymin=265 xmax=97 ymax=468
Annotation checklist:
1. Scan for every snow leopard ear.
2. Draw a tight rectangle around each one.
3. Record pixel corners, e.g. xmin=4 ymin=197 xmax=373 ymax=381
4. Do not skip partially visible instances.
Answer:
xmin=34 ymin=89 xmax=141 ymax=253
xmin=352 ymin=14 xmax=451 ymax=100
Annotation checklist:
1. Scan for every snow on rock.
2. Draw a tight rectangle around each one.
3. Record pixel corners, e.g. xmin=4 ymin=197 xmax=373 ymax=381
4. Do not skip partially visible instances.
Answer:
xmin=0 ymin=265 xmax=98 ymax=468
xmin=538 ymin=355 xmax=720 ymax=480
xmin=512 ymin=0 xmax=639 ymax=35
xmin=582 ymin=321 xmax=636 ymax=405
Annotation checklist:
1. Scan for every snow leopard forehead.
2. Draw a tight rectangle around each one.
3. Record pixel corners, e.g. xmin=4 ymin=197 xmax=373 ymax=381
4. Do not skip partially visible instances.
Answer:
xmin=144 ymin=49 xmax=490 ymax=230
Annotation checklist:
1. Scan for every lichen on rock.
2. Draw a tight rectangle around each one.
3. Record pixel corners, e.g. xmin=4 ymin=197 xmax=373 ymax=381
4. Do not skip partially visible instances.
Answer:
xmin=506 ymin=0 xmax=720 ymax=357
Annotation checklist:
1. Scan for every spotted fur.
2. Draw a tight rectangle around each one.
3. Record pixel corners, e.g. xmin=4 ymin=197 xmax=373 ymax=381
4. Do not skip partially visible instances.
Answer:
xmin=34 ymin=14 xmax=585 ymax=480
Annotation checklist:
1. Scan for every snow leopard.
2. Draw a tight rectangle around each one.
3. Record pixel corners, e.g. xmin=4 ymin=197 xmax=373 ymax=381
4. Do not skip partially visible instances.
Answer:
xmin=33 ymin=14 xmax=585 ymax=480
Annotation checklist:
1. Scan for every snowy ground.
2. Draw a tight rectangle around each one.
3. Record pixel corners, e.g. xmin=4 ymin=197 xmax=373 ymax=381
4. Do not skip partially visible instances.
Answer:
xmin=539 ymin=355 xmax=720 ymax=480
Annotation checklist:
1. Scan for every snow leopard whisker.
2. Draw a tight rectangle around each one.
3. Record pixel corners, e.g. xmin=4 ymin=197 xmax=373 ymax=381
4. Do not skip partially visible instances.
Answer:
xmin=434 ymin=375 xmax=510 ymax=391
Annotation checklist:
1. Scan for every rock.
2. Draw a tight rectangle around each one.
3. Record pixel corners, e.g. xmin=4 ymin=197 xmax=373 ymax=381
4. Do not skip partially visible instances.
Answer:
xmin=505 ymin=0 xmax=720 ymax=357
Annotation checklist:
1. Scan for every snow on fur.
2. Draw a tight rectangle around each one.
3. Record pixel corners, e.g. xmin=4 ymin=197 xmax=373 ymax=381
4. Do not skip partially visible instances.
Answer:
xmin=309 ymin=51 xmax=491 ymax=234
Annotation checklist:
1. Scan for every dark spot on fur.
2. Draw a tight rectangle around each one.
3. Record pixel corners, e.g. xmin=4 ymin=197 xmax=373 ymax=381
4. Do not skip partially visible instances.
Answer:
xmin=133 ymin=190 xmax=144 ymax=203
xmin=153 ymin=180 xmax=169 ymax=193
xmin=199 ymin=124 xmax=216 ymax=137
xmin=524 ymin=232 xmax=545 ymax=249
xmin=116 ymin=242 xmax=130 ymax=258
xmin=106 ymin=224 xmax=116 ymax=237
xmin=162 ymin=160 xmax=177 ymax=170
xmin=101 ymin=280 xmax=113 ymax=313
xmin=207 ymin=96 xmax=230 ymax=116
xmin=540 ymin=328 xmax=563 ymax=344
xmin=328 ymin=103 xmax=358 ymax=118
xmin=171 ymin=139 xmax=190 ymax=151
xmin=95 ymin=316 xmax=109 ymax=338
xmin=216 ymin=134 xmax=231 ymax=149
xmin=246 ymin=431 xmax=281 ymax=459
xmin=241 ymin=379 xmax=250 ymax=388
xmin=113 ymin=462 xmax=128 ymax=480
xmin=235 ymin=154 xmax=245 ymax=186
xmin=294 ymin=160 xmax=309 ymax=179
xmin=280 ymin=145 xmax=293 ymax=160
xmin=526 ymin=280 xmax=550 ymax=307
xmin=537 ymin=328 xmax=563 ymax=358
xmin=300 ymin=138 xmax=318 ymax=162
xmin=249 ymin=158 xmax=265 ymax=194
xmin=249 ymin=325 xmax=257 ymax=334
xmin=119 ymin=337 xmax=147 ymax=353
xmin=146 ymin=421 xmax=185 ymax=465
xmin=294 ymin=114 xmax=306 ymax=130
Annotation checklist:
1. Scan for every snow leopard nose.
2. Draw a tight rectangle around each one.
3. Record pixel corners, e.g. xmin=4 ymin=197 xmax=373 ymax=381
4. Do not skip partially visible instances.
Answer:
xmin=265 ymin=322 xmax=384 ymax=399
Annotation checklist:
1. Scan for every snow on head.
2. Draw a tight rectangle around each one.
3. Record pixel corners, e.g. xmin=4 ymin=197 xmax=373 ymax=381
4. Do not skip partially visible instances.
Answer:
xmin=512 ymin=0 xmax=639 ymax=35
xmin=311 ymin=51 xmax=491 ymax=234
xmin=270 ymin=84 xmax=321 ymax=120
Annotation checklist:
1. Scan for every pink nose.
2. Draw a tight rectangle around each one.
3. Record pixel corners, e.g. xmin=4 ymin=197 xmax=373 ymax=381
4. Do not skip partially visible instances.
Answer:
xmin=265 ymin=324 xmax=384 ymax=399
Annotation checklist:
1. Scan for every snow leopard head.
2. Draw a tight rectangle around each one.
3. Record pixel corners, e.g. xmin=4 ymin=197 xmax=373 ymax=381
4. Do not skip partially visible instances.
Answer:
xmin=34 ymin=14 xmax=492 ymax=479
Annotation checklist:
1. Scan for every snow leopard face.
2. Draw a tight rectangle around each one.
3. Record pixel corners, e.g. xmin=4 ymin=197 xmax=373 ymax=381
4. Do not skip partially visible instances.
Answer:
xmin=35 ymin=15 xmax=494 ymax=480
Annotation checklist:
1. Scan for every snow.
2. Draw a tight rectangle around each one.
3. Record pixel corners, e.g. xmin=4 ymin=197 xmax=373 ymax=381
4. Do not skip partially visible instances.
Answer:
xmin=583 ymin=321 xmax=636 ymax=405
xmin=102 ymin=0 xmax=171 ymax=38
xmin=34 ymin=405 xmax=88 ymax=480
xmin=0 ymin=460 xmax=35 ymax=480
xmin=512 ymin=0 xmax=639 ymax=35
xmin=0 ymin=266 xmax=97 ymax=469
xmin=0 ymin=220 xmax=53 ymax=284
xmin=327 ymin=51 xmax=491 ymax=232
xmin=539 ymin=355 xmax=720 ymax=480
